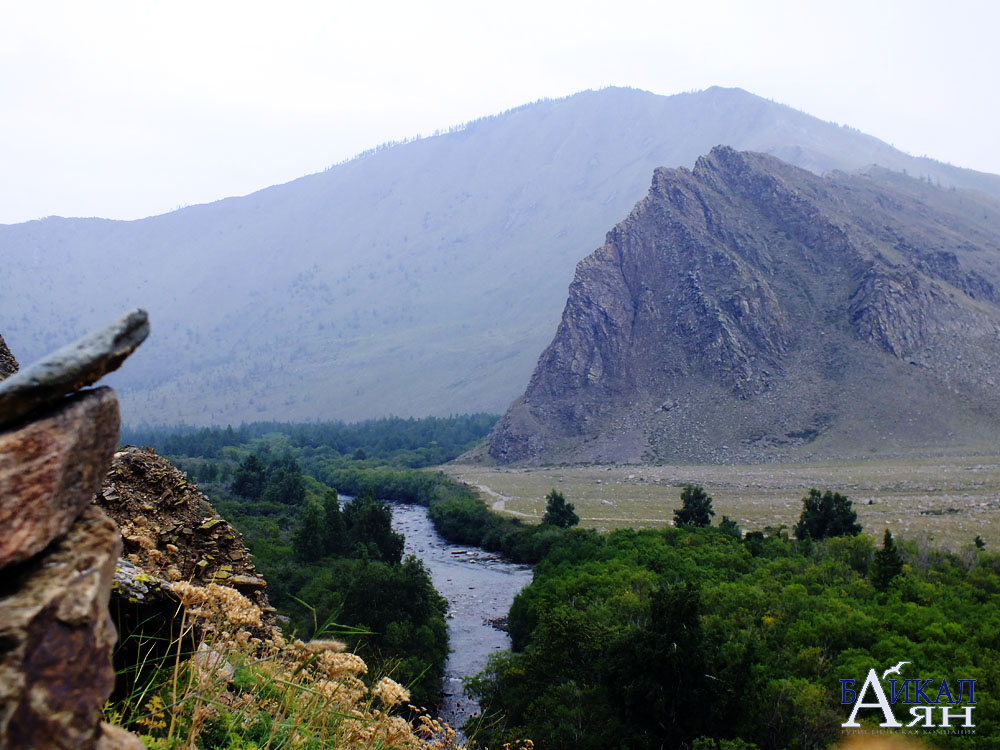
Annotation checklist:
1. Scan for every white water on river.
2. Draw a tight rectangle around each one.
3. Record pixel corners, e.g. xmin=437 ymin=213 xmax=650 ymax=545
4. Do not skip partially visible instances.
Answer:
xmin=390 ymin=503 xmax=533 ymax=731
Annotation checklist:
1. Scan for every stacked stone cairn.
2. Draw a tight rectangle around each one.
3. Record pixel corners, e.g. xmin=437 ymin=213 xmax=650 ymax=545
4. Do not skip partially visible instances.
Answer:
xmin=0 ymin=311 xmax=149 ymax=750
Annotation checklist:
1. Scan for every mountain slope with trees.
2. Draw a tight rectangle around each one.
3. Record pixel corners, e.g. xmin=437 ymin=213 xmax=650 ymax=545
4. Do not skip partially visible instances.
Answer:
xmin=5 ymin=87 xmax=999 ymax=426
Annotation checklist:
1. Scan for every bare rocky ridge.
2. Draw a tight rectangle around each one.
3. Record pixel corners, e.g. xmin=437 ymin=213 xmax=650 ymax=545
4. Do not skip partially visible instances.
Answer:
xmin=488 ymin=147 xmax=1000 ymax=464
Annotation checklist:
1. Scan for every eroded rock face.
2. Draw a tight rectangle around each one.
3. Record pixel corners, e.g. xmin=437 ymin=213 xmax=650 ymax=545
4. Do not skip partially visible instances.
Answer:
xmin=0 ymin=505 xmax=122 ymax=750
xmin=96 ymin=447 xmax=278 ymax=702
xmin=489 ymin=147 xmax=1000 ymax=464
xmin=98 ymin=448 xmax=270 ymax=602
xmin=0 ymin=387 xmax=120 ymax=567
xmin=0 ymin=334 xmax=17 ymax=381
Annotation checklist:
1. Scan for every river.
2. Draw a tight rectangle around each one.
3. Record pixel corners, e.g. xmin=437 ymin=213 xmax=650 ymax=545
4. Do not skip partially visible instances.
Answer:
xmin=390 ymin=503 xmax=533 ymax=731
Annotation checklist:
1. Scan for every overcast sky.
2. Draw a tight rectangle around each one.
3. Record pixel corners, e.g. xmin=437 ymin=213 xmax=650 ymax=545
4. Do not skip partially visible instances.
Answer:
xmin=2 ymin=0 xmax=997 ymax=224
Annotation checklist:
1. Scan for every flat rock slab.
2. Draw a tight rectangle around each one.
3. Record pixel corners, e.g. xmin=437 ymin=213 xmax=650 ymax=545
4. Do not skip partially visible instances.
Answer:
xmin=0 ymin=387 xmax=120 ymax=567
xmin=0 ymin=309 xmax=147 ymax=430
xmin=0 ymin=504 xmax=122 ymax=750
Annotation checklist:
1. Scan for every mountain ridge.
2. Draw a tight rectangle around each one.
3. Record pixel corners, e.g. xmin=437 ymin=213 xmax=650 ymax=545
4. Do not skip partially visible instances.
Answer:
xmin=4 ymin=87 xmax=1000 ymax=426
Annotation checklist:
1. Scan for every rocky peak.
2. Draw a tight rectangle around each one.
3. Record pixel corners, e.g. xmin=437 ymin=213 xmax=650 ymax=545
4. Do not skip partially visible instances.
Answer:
xmin=489 ymin=148 xmax=1000 ymax=464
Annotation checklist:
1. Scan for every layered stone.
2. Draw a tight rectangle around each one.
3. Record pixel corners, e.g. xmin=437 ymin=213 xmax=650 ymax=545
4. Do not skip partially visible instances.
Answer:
xmin=0 ymin=387 xmax=120 ymax=567
xmin=0 ymin=308 xmax=147 ymax=430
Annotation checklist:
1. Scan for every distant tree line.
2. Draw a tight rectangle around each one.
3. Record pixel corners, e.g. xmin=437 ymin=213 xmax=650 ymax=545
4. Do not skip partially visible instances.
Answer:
xmin=121 ymin=413 xmax=498 ymax=466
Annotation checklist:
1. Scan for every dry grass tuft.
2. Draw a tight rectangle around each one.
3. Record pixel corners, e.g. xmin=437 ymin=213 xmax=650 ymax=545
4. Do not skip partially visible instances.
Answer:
xmin=106 ymin=577 xmax=462 ymax=749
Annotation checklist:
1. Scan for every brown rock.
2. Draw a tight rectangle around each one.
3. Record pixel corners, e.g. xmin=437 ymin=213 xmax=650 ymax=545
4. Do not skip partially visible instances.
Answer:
xmin=96 ymin=722 xmax=146 ymax=750
xmin=229 ymin=574 xmax=267 ymax=591
xmin=0 ymin=387 xmax=120 ymax=567
xmin=0 ymin=308 xmax=147 ymax=430
xmin=98 ymin=448 xmax=271 ymax=605
xmin=0 ymin=505 xmax=122 ymax=750
xmin=0 ymin=333 xmax=17 ymax=381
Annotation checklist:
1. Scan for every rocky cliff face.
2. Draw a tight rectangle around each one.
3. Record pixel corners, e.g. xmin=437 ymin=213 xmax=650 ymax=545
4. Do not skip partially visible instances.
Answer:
xmin=489 ymin=147 xmax=1000 ymax=464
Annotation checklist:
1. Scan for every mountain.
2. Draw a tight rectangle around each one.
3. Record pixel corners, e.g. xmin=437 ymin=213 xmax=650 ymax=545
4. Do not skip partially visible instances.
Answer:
xmin=486 ymin=147 xmax=1000 ymax=464
xmin=4 ymin=87 xmax=1000 ymax=427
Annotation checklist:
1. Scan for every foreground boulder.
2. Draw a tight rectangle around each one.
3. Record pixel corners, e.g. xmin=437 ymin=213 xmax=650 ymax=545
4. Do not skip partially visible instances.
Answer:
xmin=0 ymin=308 xmax=147 ymax=430
xmin=98 ymin=447 xmax=271 ymax=605
xmin=0 ymin=505 xmax=122 ymax=750
xmin=0 ymin=315 xmax=146 ymax=750
xmin=96 ymin=447 xmax=277 ymax=700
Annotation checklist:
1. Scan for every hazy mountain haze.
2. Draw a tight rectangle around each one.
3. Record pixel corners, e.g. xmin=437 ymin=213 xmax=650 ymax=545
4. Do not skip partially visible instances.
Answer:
xmin=5 ymin=86 xmax=1000 ymax=427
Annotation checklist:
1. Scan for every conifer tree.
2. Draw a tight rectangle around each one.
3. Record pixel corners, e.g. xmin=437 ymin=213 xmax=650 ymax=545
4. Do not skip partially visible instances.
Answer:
xmin=231 ymin=453 xmax=266 ymax=500
xmin=870 ymin=529 xmax=904 ymax=590
xmin=674 ymin=484 xmax=715 ymax=527
xmin=293 ymin=499 xmax=327 ymax=562
xmin=322 ymin=489 xmax=347 ymax=556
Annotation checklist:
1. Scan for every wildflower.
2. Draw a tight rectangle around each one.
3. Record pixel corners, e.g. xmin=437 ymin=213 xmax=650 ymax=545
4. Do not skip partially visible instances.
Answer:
xmin=168 ymin=581 xmax=262 ymax=627
xmin=372 ymin=676 xmax=410 ymax=707
xmin=317 ymin=650 xmax=368 ymax=678
xmin=303 ymin=638 xmax=347 ymax=653
xmin=316 ymin=675 xmax=367 ymax=707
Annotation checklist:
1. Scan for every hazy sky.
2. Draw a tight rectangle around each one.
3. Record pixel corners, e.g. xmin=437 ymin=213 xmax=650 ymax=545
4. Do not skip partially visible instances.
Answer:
xmin=2 ymin=0 xmax=998 ymax=224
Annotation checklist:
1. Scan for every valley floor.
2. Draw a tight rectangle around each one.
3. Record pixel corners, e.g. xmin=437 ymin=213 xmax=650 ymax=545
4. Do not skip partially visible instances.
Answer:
xmin=445 ymin=455 xmax=1000 ymax=550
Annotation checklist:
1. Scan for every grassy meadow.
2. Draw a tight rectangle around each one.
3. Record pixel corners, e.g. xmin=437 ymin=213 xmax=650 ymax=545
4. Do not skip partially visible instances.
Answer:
xmin=445 ymin=455 xmax=1000 ymax=550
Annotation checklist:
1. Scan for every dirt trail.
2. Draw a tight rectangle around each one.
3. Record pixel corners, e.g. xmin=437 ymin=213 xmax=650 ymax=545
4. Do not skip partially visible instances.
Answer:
xmin=465 ymin=480 xmax=537 ymax=519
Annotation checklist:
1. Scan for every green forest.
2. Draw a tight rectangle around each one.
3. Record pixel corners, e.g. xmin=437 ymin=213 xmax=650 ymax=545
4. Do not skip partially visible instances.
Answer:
xmin=138 ymin=419 xmax=999 ymax=749
xmin=466 ymin=501 xmax=998 ymax=750
xmin=122 ymin=414 xmax=497 ymax=467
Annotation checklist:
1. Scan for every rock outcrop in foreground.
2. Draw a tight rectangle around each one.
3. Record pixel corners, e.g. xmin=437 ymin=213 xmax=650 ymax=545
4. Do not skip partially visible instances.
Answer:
xmin=0 ymin=315 xmax=146 ymax=750
xmin=0 ymin=309 xmax=284 ymax=749
xmin=97 ymin=445 xmax=273 ymax=619
xmin=489 ymin=147 xmax=1000 ymax=464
